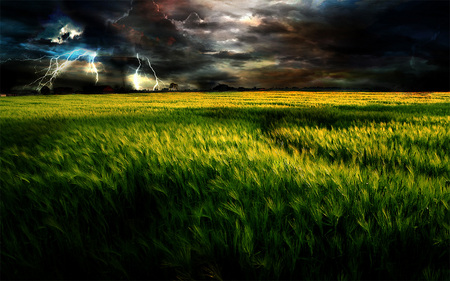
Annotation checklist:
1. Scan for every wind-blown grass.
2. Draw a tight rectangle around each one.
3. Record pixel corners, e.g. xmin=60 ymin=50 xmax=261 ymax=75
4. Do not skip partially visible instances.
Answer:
xmin=1 ymin=92 xmax=449 ymax=280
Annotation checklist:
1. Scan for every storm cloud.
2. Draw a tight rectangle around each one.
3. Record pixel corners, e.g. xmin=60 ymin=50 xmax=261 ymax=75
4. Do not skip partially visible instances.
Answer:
xmin=1 ymin=0 xmax=448 ymax=91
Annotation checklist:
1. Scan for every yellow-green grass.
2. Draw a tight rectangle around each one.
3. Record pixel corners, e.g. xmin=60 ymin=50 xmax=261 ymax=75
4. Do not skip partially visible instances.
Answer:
xmin=1 ymin=92 xmax=449 ymax=280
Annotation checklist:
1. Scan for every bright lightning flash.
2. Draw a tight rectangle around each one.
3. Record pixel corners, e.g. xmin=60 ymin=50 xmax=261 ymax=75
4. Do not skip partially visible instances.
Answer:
xmin=88 ymin=53 xmax=99 ymax=83
xmin=133 ymin=53 xmax=165 ymax=91
xmin=145 ymin=57 xmax=163 ymax=91
xmin=133 ymin=53 xmax=143 ymax=90
xmin=29 ymin=48 xmax=99 ymax=91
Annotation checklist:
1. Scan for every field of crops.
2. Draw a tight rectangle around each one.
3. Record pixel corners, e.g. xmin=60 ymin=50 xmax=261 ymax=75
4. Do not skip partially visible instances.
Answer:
xmin=1 ymin=91 xmax=449 ymax=280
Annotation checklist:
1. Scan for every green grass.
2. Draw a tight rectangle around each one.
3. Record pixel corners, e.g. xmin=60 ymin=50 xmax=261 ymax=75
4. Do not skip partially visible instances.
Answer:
xmin=1 ymin=92 xmax=449 ymax=280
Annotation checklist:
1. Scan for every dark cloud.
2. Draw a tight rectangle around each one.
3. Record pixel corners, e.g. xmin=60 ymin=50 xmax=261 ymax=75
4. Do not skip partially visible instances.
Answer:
xmin=1 ymin=0 xmax=448 ymax=91
xmin=192 ymin=70 xmax=240 ymax=90
xmin=243 ymin=0 xmax=449 ymax=90
xmin=246 ymin=67 xmax=320 ymax=88
xmin=237 ymin=35 xmax=259 ymax=44
xmin=211 ymin=51 xmax=254 ymax=61
xmin=0 ymin=61 xmax=37 ymax=92
xmin=249 ymin=19 xmax=291 ymax=34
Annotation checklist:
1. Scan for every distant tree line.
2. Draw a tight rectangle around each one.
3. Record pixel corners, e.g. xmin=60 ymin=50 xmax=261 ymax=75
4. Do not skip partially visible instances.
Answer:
xmin=2 ymin=83 xmax=395 ymax=96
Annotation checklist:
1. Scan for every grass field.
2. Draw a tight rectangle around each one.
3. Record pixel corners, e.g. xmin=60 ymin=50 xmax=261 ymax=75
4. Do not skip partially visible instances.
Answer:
xmin=1 ymin=91 xmax=449 ymax=280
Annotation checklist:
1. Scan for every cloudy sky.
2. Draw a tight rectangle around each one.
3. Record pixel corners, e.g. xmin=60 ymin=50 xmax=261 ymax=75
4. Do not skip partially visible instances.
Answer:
xmin=0 ymin=0 xmax=448 ymax=91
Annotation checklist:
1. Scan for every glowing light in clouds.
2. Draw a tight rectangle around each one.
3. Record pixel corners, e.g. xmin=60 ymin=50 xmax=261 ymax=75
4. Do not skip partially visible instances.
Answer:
xmin=51 ymin=24 xmax=84 ymax=44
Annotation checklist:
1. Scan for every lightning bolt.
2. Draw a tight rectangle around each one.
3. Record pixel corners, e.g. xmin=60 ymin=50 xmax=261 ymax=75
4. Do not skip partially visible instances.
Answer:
xmin=88 ymin=52 xmax=99 ymax=84
xmin=12 ymin=0 xmax=171 ymax=92
xmin=152 ymin=0 xmax=205 ymax=29
xmin=113 ymin=0 xmax=134 ymax=23
xmin=183 ymin=12 xmax=205 ymax=24
xmin=133 ymin=53 xmax=143 ymax=90
xmin=0 ymin=55 xmax=47 ymax=64
xmin=133 ymin=53 xmax=165 ymax=91
xmin=145 ymin=57 xmax=164 ymax=91
xmin=28 ymin=48 xmax=99 ymax=91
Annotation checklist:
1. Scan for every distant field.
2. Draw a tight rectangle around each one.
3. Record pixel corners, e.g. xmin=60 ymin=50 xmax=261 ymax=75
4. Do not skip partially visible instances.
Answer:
xmin=1 ymin=91 xmax=449 ymax=280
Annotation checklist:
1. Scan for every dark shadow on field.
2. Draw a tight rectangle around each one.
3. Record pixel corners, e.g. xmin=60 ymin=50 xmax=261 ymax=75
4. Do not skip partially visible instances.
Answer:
xmin=1 ymin=110 xmax=252 ymax=280
xmin=0 ymin=111 xmax=185 ymax=152
xmin=335 ymin=102 xmax=450 ymax=117
xmin=195 ymin=102 xmax=450 ymax=132
xmin=3 ymin=102 xmax=448 ymax=152
xmin=3 ymin=102 xmax=447 ymax=170
xmin=195 ymin=103 xmax=450 ymax=178
xmin=0 ymin=118 xmax=67 ymax=151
